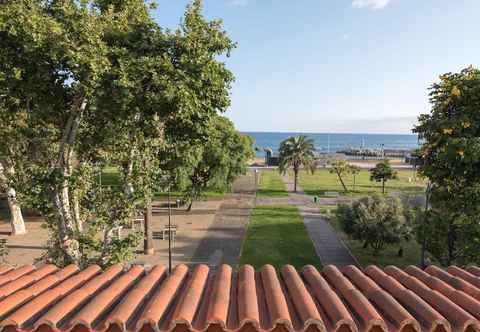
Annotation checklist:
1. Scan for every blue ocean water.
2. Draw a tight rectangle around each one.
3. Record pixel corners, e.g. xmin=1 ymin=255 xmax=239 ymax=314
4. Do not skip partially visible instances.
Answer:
xmin=243 ymin=132 xmax=419 ymax=156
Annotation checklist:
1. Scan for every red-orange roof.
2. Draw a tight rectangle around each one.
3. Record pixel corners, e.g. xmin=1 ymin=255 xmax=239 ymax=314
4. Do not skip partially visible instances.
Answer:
xmin=0 ymin=263 xmax=479 ymax=332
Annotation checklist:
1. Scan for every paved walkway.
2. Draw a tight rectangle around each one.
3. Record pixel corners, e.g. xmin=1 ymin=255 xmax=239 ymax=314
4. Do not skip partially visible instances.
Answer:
xmin=190 ymin=171 xmax=255 ymax=268
xmin=278 ymin=173 xmax=358 ymax=267
xmin=299 ymin=206 xmax=357 ymax=267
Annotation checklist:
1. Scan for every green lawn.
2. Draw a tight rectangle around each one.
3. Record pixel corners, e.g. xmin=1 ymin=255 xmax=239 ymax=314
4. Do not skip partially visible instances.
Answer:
xmin=240 ymin=205 xmax=321 ymax=269
xmin=257 ymin=170 xmax=288 ymax=197
xmin=329 ymin=216 xmax=425 ymax=268
xmin=297 ymin=168 xmax=425 ymax=197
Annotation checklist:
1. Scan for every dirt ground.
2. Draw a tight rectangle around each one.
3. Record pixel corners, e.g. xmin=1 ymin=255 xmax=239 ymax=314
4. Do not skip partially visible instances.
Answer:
xmin=0 ymin=199 xmax=223 ymax=266
xmin=0 ymin=171 xmax=256 ymax=267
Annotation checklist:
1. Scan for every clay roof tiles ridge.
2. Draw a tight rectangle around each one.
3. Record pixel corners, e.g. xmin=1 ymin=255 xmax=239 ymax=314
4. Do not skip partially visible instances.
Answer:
xmin=0 ymin=264 xmax=479 ymax=332
xmin=385 ymin=266 xmax=480 ymax=332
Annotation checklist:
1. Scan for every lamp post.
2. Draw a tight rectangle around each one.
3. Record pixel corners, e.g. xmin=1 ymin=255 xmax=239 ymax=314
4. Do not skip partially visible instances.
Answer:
xmin=420 ymin=182 xmax=432 ymax=269
xmin=168 ymin=183 xmax=172 ymax=274
xmin=143 ymin=160 xmax=154 ymax=255
xmin=254 ymin=169 xmax=259 ymax=199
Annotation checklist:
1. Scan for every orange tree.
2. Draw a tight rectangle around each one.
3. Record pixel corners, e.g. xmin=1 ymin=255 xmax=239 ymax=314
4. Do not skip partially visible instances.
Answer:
xmin=414 ymin=66 xmax=480 ymax=265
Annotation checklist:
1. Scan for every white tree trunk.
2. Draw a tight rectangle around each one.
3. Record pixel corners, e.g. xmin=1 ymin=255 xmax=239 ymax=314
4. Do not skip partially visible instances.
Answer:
xmin=50 ymin=91 xmax=87 ymax=265
xmin=6 ymin=187 xmax=26 ymax=235
xmin=123 ymin=147 xmax=135 ymax=196
xmin=73 ymin=192 xmax=83 ymax=232
xmin=0 ymin=161 xmax=26 ymax=235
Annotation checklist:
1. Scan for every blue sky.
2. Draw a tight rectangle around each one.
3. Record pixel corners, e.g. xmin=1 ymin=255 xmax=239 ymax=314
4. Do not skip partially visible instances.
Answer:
xmin=153 ymin=0 xmax=480 ymax=134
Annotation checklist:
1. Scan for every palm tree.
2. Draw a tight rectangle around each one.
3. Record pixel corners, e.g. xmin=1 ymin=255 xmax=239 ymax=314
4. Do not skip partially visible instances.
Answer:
xmin=278 ymin=135 xmax=316 ymax=192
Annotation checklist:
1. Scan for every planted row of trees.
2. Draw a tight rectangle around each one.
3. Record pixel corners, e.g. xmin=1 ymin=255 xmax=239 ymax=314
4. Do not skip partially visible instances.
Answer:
xmin=0 ymin=0 xmax=252 ymax=267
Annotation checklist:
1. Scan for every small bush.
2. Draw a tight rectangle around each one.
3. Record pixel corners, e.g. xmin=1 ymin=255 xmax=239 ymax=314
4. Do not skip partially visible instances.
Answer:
xmin=335 ymin=194 xmax=411 ymax=254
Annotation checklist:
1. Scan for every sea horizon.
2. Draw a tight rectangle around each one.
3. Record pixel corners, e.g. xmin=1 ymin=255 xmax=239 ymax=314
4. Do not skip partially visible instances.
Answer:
xmin=242 ymin=131 xmax=419 ymax=156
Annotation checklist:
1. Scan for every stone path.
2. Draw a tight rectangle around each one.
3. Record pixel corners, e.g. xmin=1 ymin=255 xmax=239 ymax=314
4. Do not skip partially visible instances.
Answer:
xmin=190 ymin=171 xmax=255 ymax=268
xmin=299 ymin=206 xmax=357 ymax=267
xmin=278 ymin=173 xmax=358 ymax=267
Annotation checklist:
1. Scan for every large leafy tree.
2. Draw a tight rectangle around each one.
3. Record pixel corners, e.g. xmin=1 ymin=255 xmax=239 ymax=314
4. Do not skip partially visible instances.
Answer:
xmin=370 ymin=160 xmax=397 ymax=194
xmin=169 ymin=116 xmax=253 ymax=211
xmin=278 ymin=135 xmax=316 ymax=192
xmin=413 ymin=66 xmax=480 ymax=265
xmin=0 ymin=0 xmax=235 ymax=267
xmin=93 ymin=0 xmax=236 ymax=253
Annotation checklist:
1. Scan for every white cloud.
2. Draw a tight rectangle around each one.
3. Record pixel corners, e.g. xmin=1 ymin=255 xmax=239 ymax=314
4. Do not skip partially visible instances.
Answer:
xmin=352 ymin=0 xmax=392 ymax=10
xmin=228 ymin=0 xmax=249 ymax=6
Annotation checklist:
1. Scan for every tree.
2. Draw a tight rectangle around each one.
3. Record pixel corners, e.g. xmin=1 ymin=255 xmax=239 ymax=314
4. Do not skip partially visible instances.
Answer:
xmin=350 ymin=165 xmax=361 ymax=192
xmin=170 ymin=116 xmax=254 ymax=211
xmin=328 ymin=160 xmax=351 ymax=193
xmin=413 ymin=66 xmax=480 ymax=265
xmin=278 ymin=135 xmax=316 ymax=192
xmin=0 ymin=139 xmax=27 ymax=235
xmin=336 ymin=194 xmax=410 ymax=254
xmin=370 ymin=160 xmax=397 ymax=194
xmin=93 ymin=0 xmax=236 ymax=255
xmin=0 ymin=0 xmax=235 ymax=267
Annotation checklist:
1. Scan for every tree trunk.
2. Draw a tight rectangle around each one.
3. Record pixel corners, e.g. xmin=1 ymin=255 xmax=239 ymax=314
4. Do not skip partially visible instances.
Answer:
xmin=6 ymin=187 xmax=26 ymax=235
xmin=186 ymin=201 xmax=193 ymax=212
xmin=143 ymin=199 xmax=154 ymax=255
xmin=294 ymin=168 xmax=298 ymax=192
xmin=337 ymin=172 xmax=348 ymax=192
xmin=0 ymin=161 xmax=26 ymax=235
xmin=50 ymin=90 xmax=87 ymax=265
xmin=52 ymin=189 xmax=82 ymax=265
xmin=72 ymin=191 xmax=83 ymax=232
xmin=447 ymin=222 xmax=456 ymax=266
xmin=123 ymin=148 xmax=135 ymax=196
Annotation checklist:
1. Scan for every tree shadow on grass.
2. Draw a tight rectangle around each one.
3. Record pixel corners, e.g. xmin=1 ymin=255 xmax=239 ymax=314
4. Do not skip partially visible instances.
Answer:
xmin=257 ymin=189 xmax=289 ymax=198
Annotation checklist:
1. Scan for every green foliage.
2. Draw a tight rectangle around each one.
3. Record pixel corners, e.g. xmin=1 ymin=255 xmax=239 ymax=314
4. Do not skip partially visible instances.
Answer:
xmin=278 ymin=135 xmax=316 ymax=192
xmin=0 ymin=0 xmax=236 ymax=267
xmin=329 ymin=216 xmax=423 ymax=268
xmin=369 ymin=160 xmax=398 ymax=194
xmin=169 ymin=116 xmax=254 ymax=209
xmin=336 ymin=194 xmax=411 ymax=254
xmin=414 ymin=66 xmax=480 ymax=265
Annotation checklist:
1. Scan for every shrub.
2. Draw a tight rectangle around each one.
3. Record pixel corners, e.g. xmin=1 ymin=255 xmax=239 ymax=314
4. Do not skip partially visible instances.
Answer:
xmin=336 ymin=194 xmax=411 ymax=254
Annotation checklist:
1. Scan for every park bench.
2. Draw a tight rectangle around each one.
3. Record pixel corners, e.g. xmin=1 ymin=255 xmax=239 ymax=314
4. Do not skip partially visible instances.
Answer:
xmin=124 ymin=216 xmax=144 ymax=230
xmin=324 ymin=191 xmax=340 ymax=197
xmin=158 ymin=225 xmax=177 ymax=240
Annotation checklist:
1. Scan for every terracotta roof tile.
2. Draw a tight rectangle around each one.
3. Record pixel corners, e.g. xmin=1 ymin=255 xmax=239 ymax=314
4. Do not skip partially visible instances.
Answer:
xmin=0 ymin=264 xmax=480 ymax=332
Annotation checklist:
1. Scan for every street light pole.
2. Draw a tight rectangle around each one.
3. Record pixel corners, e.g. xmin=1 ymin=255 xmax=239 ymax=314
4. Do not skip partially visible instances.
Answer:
xmin=420 ymin=182 xmax=431 ymax=269
xmin=254 ymin=169 xmax=259 ymax=200
xmin=168 ymin=183 xmax=172 ymax=274
xmin=143 ymin=159 xmax=154 ymax=255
